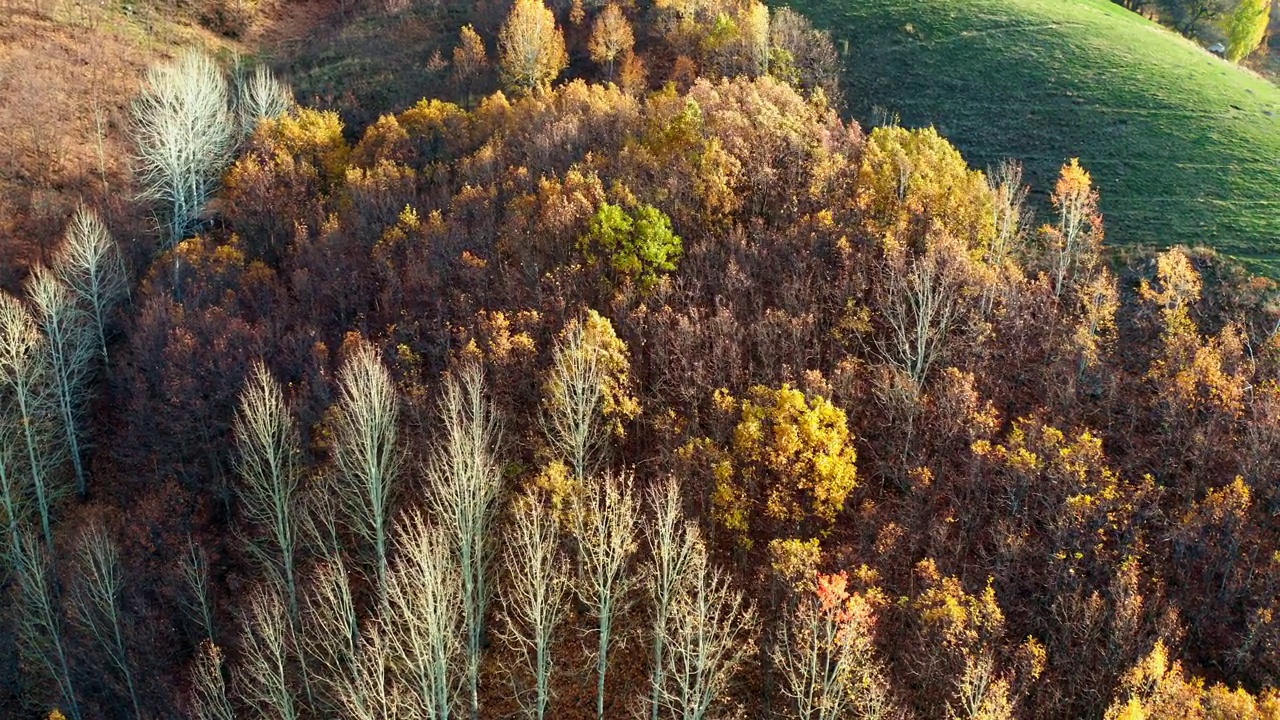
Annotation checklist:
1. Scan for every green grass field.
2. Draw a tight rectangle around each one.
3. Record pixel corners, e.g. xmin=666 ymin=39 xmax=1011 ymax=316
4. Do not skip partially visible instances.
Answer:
xmin=783 ymin=0 xmax=1280 ymax=273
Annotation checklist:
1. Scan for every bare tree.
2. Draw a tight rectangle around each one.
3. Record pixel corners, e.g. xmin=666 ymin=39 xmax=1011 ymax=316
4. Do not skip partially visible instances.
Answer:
xmin=387 ymin=510 xmax=460 ymax=720
xmin=302 ymin=556 xmax=364 ymax=716
xmin=189 ymin=640 xmax=235 ymax=720
xmin=28 ymin=266 xmax=95 ymax=498
xmin=573 ymin=471 xmax=640 ymax=720
xmin=71 ymin=522 xmax=141 ymax=719
xmin=0 ymin=396 xmax=27 ymax=565
xmin=499 ymin=488 xmax=569 ymax=720
xmin=234 ymin=361 xmax=304 ymax=620
xmin=773 ymin=578 xmax=897 ymax=720
xmin=428 ymin=364 xmax=503 ymax=720
xmin=542 ymin=319 xmax=607 ymax=483
xmin=13 ymin=531 xmax=81 ymax=720
xmin=238 ymin=583 xmax=300 ymax=720
xmin=131 ymin=49 xmax=236 ymax=250
xmin=234 ymin=61 xmax=293 ymax=137
xmin=181 ymin=539 xmax=217 ymax=642
xmin=54 ymin=207 xmax=128 ymax=363
xmin=658 ymin=545 xmax=756 ymax=720
xmin=877 ymin=239 xmax=970 ymax=386
xmin=337 ymin=624 xmax=401 ymax=720
xmin=645 ymin=478 xmax=699 ymax=720
xmin=331 ymin=340 xmax=403 ymax=609
xmin=0 ymin=292 xmax=59 ymax=548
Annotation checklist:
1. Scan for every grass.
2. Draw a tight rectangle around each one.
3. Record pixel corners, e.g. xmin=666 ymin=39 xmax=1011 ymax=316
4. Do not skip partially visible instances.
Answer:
xmin=782 ymin=0 xmax=1280 ymax=274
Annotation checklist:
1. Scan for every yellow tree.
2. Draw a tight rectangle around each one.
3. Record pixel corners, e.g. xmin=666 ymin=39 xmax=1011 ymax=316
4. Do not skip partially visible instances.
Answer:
xmin=699 ymin=384 xmax=857 ymax=548
xmin=588 ymin=5 xmax=634 ymax=80
xmin=499 ymin=0 xmax=568 ymax=96
xmin=452 ymin=25 xmax=489 ymax=103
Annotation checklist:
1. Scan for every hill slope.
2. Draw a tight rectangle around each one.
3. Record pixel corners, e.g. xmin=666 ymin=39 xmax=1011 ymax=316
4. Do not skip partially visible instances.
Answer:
xmin=786 ymin=0 xmax=1280 ymax=273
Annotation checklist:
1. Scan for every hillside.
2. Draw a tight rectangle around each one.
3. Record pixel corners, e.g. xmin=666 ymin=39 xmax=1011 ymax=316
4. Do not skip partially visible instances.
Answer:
xmin=785 ymin=0 xmax=1280 ymax=273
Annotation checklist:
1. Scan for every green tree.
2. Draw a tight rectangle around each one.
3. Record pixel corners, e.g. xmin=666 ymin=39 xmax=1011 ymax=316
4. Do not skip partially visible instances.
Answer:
xmin=1226 ymin=0 xmax=1271 ymax=61
xmin=579 ymin=202 xmax=683 ymax=289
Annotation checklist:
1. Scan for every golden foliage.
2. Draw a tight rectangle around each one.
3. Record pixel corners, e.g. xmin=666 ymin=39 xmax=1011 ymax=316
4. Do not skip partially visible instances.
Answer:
xmin=856 ymin=125 xmax=995 ymax=253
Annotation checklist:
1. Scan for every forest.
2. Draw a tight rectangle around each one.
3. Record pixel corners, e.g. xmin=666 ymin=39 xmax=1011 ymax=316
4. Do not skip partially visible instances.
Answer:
xmin=2 ymin=0 xmax=1280 ymax=718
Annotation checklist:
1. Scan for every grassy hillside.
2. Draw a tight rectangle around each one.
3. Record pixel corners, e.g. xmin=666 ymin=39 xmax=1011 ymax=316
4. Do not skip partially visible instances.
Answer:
xmin=785 ymin=0 xmax=1280 ymax=273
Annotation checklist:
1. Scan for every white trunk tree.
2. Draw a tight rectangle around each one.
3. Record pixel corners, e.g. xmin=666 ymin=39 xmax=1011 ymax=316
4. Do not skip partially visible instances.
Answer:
xmin=659 ymin=546 xmax=756 ymax=720
xmin=428 ymin=364 xmax=503 ymax=720
xmin=387 ymin=510 xmax=460 ymax=720
xmin=189 ymin=640 xmax=235 ymax=720
xmin=645 ymin=477 xmax=699 ymax=720
xmin=234 ymin=62 xmax=294 ymax=137
xmin=331 ymin=341 xmax=403 ymax=610
xmin=234 ymin=361 xmax=304 ymax=621
xmin=542 ymin=320 xmax=607 ymax=483
xmin=132 ymin=49 xmax=236 ymax=249
xmin=499 ymin=488 xmax=569 ymax=720
xmin=0 ymin=292 xmax=60 ymax=549
xmin=573 ymin=471 xmax=640 ymax=720
xmin=54 ymin=207 xmax=128 ymax=363
xmin=71 ymin=522 xmax=141 ymax=719
xmin=181 ymin=539 xmax=217 ymax=642
xmin=13 ymin=531 xmax=81 ymax=720
xmin=337 ymin=625 xmax=400 ymax=720
xmin=774 ymin=582 xmax=897 ymax=720
xmin=0 ymin=395 xmax=28 ymax=565
xmin=28 ymin=266 xmax=95 ymax=498
xmin=301 ymin=555 xmax=364 ymax=716
xmin=238 ymin=583 xmax=300 ymax=720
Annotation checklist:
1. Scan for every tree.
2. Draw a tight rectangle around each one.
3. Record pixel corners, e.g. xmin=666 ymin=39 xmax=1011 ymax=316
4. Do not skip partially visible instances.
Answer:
xmin=28 ymin=267 xmax=94 ymax=499
xmin=13 ymin=531 xmax=81 ymax=720
xmin=768 ymin=8 xmax=842 ymax=104
xmin=541 ymin=310 xmax=639 ymax=487
xmin=578 ymin=202 xmax=683 ymax=290
xmin=234 ymin=361 xmax=304 ymax=621
xmin=387 ymin=510 xmax=460 ymax=720
xmin=189 ymin=640 xmax=235 ymax=720
xmin=181 ymin=539 xmax=217 ymax=643
xmin=70 ymin=522 xmax=140 ymax=719
xmin=645 ymin=478 xmax=700 ymax=720
xmin=499 ymin=489 xmax=570 ymax=720
xmin=878 ymin=235 xmax=972 ymax=385
xmin=658 ymin=541 xmax=756 ymax=720
xmin=1226 ymin=0 xmax=1272 ymax=61
xmin=301 ymin=554 xmax=367 ymax=717
xmin=331 ymin=339 xmax=403 ymax=609
xmin=235 ymin=62 xmax=293 ymax=136
xmin=0 ymin=292 xmax=59 ymax=549
xmin=131 ymin=49 xmax=236 ymax=249
xmin=703 ymin=385 xmax=857 ymax=547
xmin=452 ymin=25 xmax=489 ymax=103
xmin=588 ymin=5 xmax=634 ymax=80
xmin=1044 ymin=158 xmax=1103 ymax=299
xmin=498 ymin=0 xmax=568 ymax=96
xmin=54 ymin=207 xmax=127 ymax=363
xmin=238 ymin=583 xmax=300 ymax=720
xmin=428 ymin=364 xmax=504 ymax=720
xmin=0 ymin=393 xmax=26 ymax=565
xmin=1154 ymin=0 xmax=1235 ymax=35
xmin=573 ymin=471 xmax=641 ymax=720
xmin=774 ymin=572 xmax=897 ymax=720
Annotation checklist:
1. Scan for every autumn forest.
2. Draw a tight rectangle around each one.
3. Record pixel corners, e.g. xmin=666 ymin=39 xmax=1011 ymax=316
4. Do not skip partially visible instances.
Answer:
xmin=1 ymin=0 xmax=1280 ymax=718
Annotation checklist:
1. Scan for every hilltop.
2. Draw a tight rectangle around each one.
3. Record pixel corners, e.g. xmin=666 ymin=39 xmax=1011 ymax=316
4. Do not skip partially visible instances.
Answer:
xmin=786 ymin=0 xmax=1280 ymax=273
